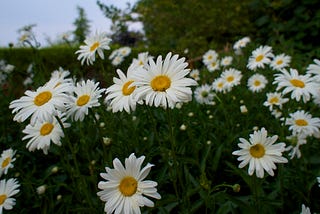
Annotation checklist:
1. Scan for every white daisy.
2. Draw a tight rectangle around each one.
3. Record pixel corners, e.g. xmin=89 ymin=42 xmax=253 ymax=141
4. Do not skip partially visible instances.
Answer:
xmin=233 ymin=36 xmax=251 ymax=51
xmin=194 ymin=84 xmax=215 ymax=104
xmin=189 ymin=69 xmax=200 ymax=81
xmin=247 ymin=73 xmax=268 ymax=92
xmin=285 ymin=134 xmax=307 ymax=159
xmin=317 ymin=177 xmax=320 ymax=188
xmin=22 ymin=112 xmax=70 ymax=154
xmin=232 ymin=127 xmax=288 ymax=178
xmin=220 ymin=68 xmax=242 ymax=91
xmin=247 ymin=45 xmax=274 ymax=71
xmin=50 ymin=67 xmax=73 ymax=86
xmin=0 ymin=149 xmax=16 ymax=177
xmin=0 ymin=178 xmax=20 ymax=213
xmin=285 ymin=110 xmax=320 ymax=138
xmin=97 ymin=153 xmax=161 ymax=214
xmin=273 ymin=68 xmax=318 ymax=103
xmin=118 ymin=46 xmax=132 ymax=57
xmin=131 ymin=52 xmax=153 ymax=69
xmin=111 ymin=55 xmax=125 ymax=66
xmin=202 ymin=49 xmax=218 ymax=66
xmin=9 ymin=78 xmax=70 ymax=124
xmin=263 ymin=92 xmax=289 ymax=111
xmin=206 ymin=60 xmax=220 ymax=72
xmin=66 ymin=79 xmax=105 ymax=121
xmin=301 ymin=204 xmax=311 ymax=214
xmin=306 ymin=58 xmax=320 ymax=81
xmin=270 ymin=53 xmax=291 ymax=71
xmin=75 ymin=31 xmax=111 ymax=65
xmin=133 ymin=52 xmax=198 ymax=109
xmin=212 ymin=77 xmax=226 ymax=93
xmin=105 ymin=64 xmax=143 ymax=113
xmin=221 ymin=56 xmax=233 ymax=67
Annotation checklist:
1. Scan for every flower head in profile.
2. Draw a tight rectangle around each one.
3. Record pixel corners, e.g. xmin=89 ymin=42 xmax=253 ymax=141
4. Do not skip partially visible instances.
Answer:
xmin=270 ymin=53 xmax=291 ymax=71
xmin=131 ymin=52 xmax=153 ymax=69
xmin=0 ymin=149 xmax=16 ymax=177
xmin=285 ymin=134 xmax=307 ymax=159
xmin=0 ymin=178 xmax=20 ymax=213
xmin=9 ymin=78 xmax=70 ymax=124
xmin=22 ymin=112 xmax=70 ymax=154
xmin=232 ymin=127 xmax=288 ymax=178
xmin=263 ymin=92 xmax=289 ymax=111
xmin=247 ymin=73 xmax=268 ymax=92
xmin=233 ymin=36 xmax=251 ymax=52
xmin=105 ymin=64 xmax=143 ymax=113
xmin=247 ymin=45 xmax=274 ymax=71
xmin=133 ymin=52 xmax=198 ymax=109
xmin=301 ymin=204 xmax=311 ymax=214
xmin=189 ymin=69 xmax=200 ymax=81
xmin=273 ymin=68 xmax=318 ymax=103
xmin=97 ymin=153 xmax=161 ymax=214
xmin=75 ymin=31 xmax=111 ymax=65
xmin=306 ymin=58 xmax=320 ymax=81
xmin=285 ymin=110 xmax=320 ymax=138
xmin=66 ymin=79 xmax=105 ymax=121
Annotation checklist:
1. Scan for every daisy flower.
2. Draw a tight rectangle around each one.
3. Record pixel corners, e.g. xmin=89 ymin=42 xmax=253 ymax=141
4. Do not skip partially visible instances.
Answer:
xmin=0 ymin=178 xmax=20 ymax=213
xmin=247 ymin=45 xmax=274 ymax=71
xmin=189 ymin=69 xmax=200 ymax=81
xmin=66 ymin=79 xmax=105 ymax=121
xmin=263 ymin=92 xmax=289 ymax=111
xmin=233 ymin=36 xmax=251 ymax=51
xmin=301 ymin=204 xmax=311 ymax=214
xmin=75 ymin=31 xmax=111 ymax=65
xmin=111 ymin=55 xmax=125 ymax=66
xmin=232 ymin=127 xmax=287 ymax=178
xmin=247 ymin=73 xmax=268 ymax=92
xmin=306 ymin=58 xmax=320 ymax=81
xmin=220 ymin=68 xmax=242 ymax=91
xmin=285 ymin=110 xmax=320 ymax=137
xmin=0 ymin=149 xmax=16 ymax=177
xmin=273 ymin=68 xmax=318 ymax=102
xmin=206 ymin=59 xmax=220 ymax=72
xmin=194 ymin=84 xmax=215 ymax=105
xmin=133 ymin=52 xmax=198 ymax=109
xmin=317 ymin=177 xmax=320 ymax=187
xmin=221 ymin=56 xmax=233 ymax=67
xmin=22 ymin=112 xmax=70 ymax=154
xmin=50 ymin=67 xmax=73 ymax=86
xmin=212 ymin=77 xmax=226 ymax=93
xmin=131 ymin=52 xmax=153 ymax=68
xmin=97 ymin=153 xmax=161 ymax=214
xmin=285 ymin=134 xmax=307 ymax=159
xmin=270 ymin=53 xmax=291 ymax=71
xmin=105 ymin=64 xmax=143 ymax=113
xmin=9 ymin=78 xmax=71 ymax=124
xmin=202 ymin=49 xmax=218 ymax=66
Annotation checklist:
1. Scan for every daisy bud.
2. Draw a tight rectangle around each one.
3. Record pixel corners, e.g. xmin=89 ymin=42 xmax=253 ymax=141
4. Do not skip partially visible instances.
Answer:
xmin=103 ymin=137 xmax=112 ymax=146
xmin=180 ymin=124 xmax=187 ymax=131
xmin=232 ymin=184 xmax=241 ymax=192
xmin=188 ymin=112 xmax=194 ymax=117
xmin=99 ymin=122 xmax=105 ymax=128
xmin=57 ymin=194 xmax=62 ymax=200
xmin=240 ymin=105 xmax=248 ymax=114
xmin=51 ymin=166 xmax=59 ymax=174
xmin=37 ymin=185 xmax=47 ymax=195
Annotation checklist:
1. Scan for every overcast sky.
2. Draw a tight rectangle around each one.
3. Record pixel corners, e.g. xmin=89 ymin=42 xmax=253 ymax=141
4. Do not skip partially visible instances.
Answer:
xmin=0 ymin=0 xmax=138 ymax=47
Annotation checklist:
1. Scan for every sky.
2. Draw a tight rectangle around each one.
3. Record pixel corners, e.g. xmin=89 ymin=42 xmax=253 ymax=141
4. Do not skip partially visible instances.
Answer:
xmin=0 ymin=0 xmax=138 ymax=47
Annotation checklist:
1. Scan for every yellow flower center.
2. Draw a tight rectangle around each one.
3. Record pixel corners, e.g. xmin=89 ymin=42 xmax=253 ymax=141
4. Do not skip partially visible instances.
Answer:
xmin=211 ymin=62 xmax=217 ymax=67
xmin=254 ymin=80 xmax=261 ymax=86
xmin=227 ymin=76 xmax=235 ymax=82
xmin=119 ymin=176 xmax=138 ymax=196
xmin=34 ymin=91 xmax=52 ymax=106
xmin=77 ymin=95 xmax=90 ymax=106
xmin=290 ymin=79 xmax=305 ymax=88
xmin=201 ymin=91 xmax=209 ymax=97
xmin=1 ymin=157 xmax=11 ymax=168
xmin=0 ymin=194 xmax=7 ymax=205
xmin=249 ymin=143 xmax=265 ymax=158
xmin=151 ymin=75 xmax=171 ymax=92
xmin=207 ymin=55 xmax=213 ymax=60
xmin=295 ymin=119 xmax=308 ymax=126
xmin=276 ymin=59 xmax=283 ymax=65
xmin=40 ymin=123 xmax=54 ymax=136
xmin=90 ymin=42 xmax=100 ymax=52
xmin=122 ymin=81 xmax=136 ymax=96
xmin=255 ymin=55 xmax=264 ymax=62
xmin=269 ymin=96 xmax=279 ymax=104
xmin=217 ymin=82 xmax=224 ymax=88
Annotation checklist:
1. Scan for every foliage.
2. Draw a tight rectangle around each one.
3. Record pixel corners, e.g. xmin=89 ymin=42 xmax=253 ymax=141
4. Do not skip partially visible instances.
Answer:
xmin=97 ymin=1 xmax=144 ymax=47
xmin=73 ymin=6 xmax=91 ymax=44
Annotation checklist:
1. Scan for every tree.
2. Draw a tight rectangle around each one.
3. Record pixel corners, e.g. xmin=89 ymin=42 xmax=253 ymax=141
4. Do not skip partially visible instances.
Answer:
xmin=97 ymin=1 xmax=144 ymax=47
xmin=73 ymin=6 xmax=90 ymax=44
